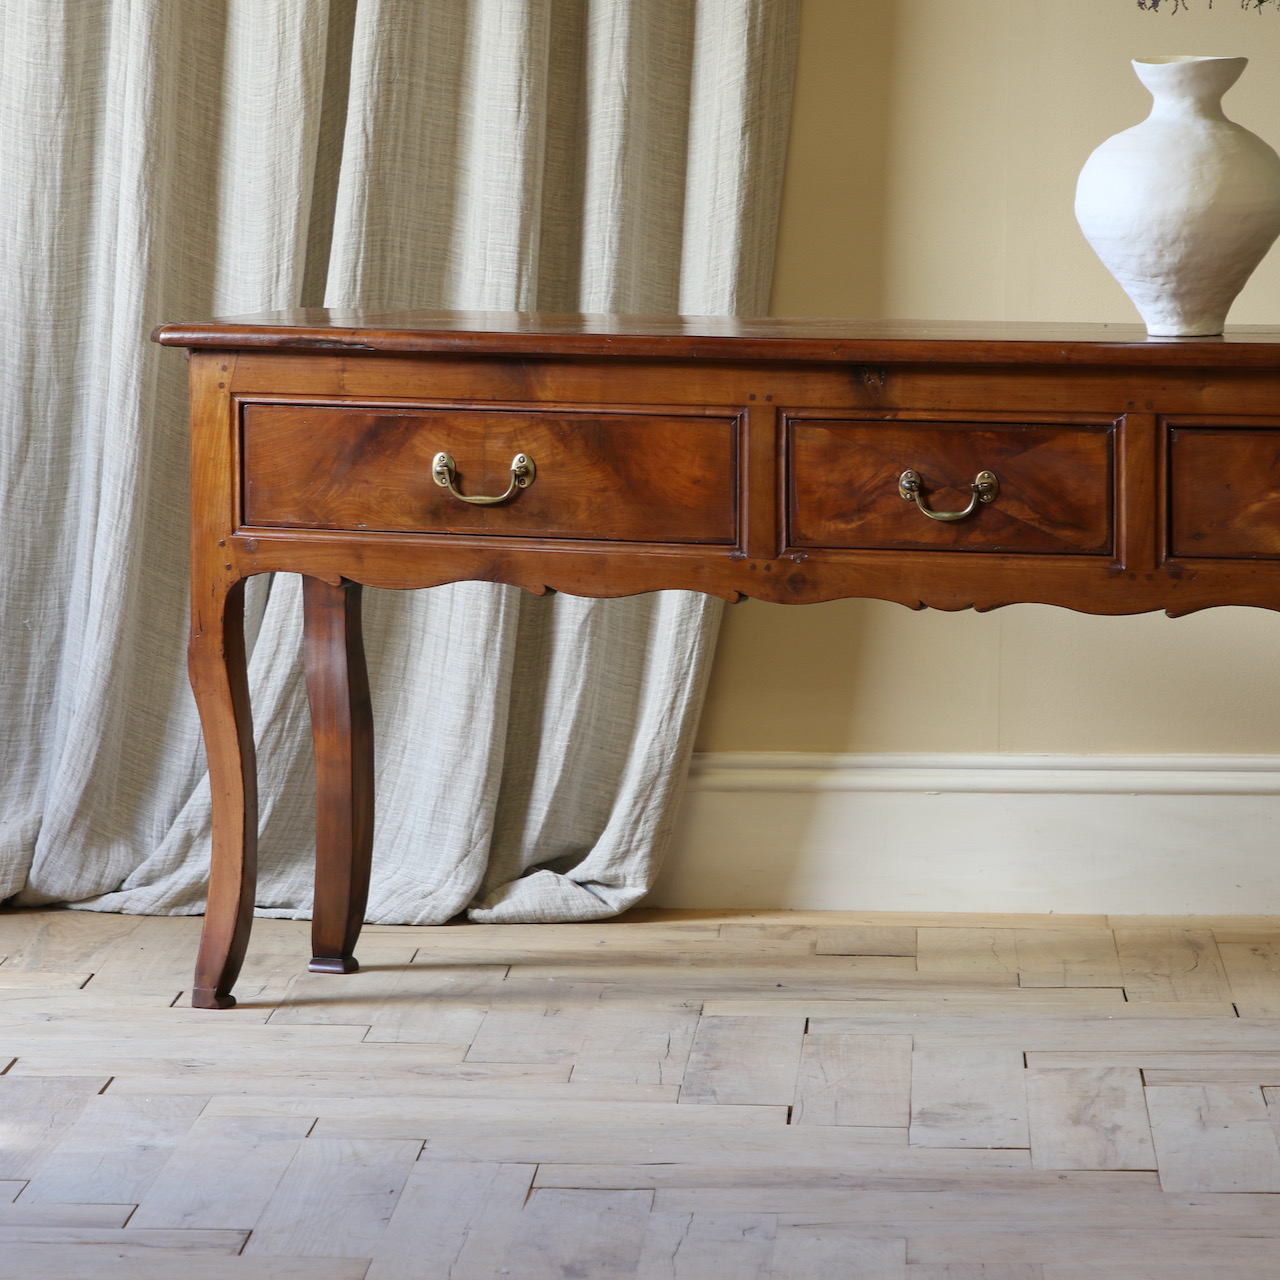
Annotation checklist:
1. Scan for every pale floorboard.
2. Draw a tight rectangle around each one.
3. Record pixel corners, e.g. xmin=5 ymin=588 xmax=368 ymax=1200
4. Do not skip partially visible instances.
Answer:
xmin=650 ymin=1184 xmax=1280 ymax=1231
xmin=463 ymin=990 xmax=603 ymax=1064
xmin=0 ymin=909 xmax=141 ymax=971
xmin=570 ymin=1007 xmax=700 ymax=1086
xmin=0 ymin=1226 xmax=245 ymax=1249
xmin=907 ymin=1232 xmax=1280 ymax=1267
xmin=908 ymin=1047 xmax=1029 ymax=1149
xmin=791 ymin=1033 xmax=912 ymax=1127
xmin=1217 ymin=940 xmax=1280 ymax=1017
xmin=18 ymin=1092 xmax=208 ymax=1204
xmin=0 ymin=1202 xmax=134 ymax=1226
xmin=1149 ymin=1067 xmax=1280 ymax=1084
xmin=3 ymin=1035 xmax=467 ymax=1077
xmin=916 ymin=929 xmax=1018 ymax=978
xmin=772 ymin=1227 xmax=906 ymax=1279
xmin=910 ymin=1268 xmax=1041 ymax=1280
xmin=1013 ymin=928 xmax=1122 ymax=989
xmin=530 ymin=1166 xmax=1119 ymax=1192
xmin=267 ymin=962 xmax=500 ymax=1043
xmin=1112 ymin=928 xmax=1232 ymax=1003
xmin=1024 ymin=1067 xmax=1156 ymax=1171
xmin=0 ymin=1075 xmax=111 ymax=1180
xmin=4 ymin=905 xmax=1280 ymax=1274
xmin=241 ymin=1138 xmax=421 ymax=1258
xmin=1043 ymin=1267 xmax=1264 ymax=1280
xmin=679 ymin=1015 xmax=806 ymax=1106
xmin=635 ymin=1211 xmax=776 ymax=1279
xmin=363 ymin=1161 xmax=533 ymax=1280
xmin=503 ymin=1188 xmax=654 ymax=1279
xmin=716 ymin=990 xmax=1131 ymax=1019
xmin=0 ymin=969 xmax=90 ymax=989
xmin=112 ymin=1068 xmax=675 ymax=1102
xmin=0 ymin=1249 xmax=370 ymax=1279
xmin=815 ymin=925 xmax=918 ymax=957
xmin=201 ymin=1094 xmax=783 ymax=1128
xmin=130 ymin=1115 xmax=315 ymax=1230
xmin=1144 ymin=1083 xmax=1280 ymax=1192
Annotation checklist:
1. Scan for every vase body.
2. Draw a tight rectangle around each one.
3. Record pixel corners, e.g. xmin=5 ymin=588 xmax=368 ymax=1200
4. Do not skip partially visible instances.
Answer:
xmin=1075 ymin=56 xmax=1280 ymax=337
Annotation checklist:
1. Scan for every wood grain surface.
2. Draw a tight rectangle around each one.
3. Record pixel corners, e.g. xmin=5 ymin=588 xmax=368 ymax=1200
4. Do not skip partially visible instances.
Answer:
xmin=153 ymin=309 xmax=1280 ymax=367
xmin=1169 ymin=425 xmax=1280 ymax=559
xmin=5 ymin=906 xmax=1280 ymax=1275
xmin=788 ymin=418 xmax=1112 ymax=554
xmin=243 ymin=404 xmax=739 ymax=544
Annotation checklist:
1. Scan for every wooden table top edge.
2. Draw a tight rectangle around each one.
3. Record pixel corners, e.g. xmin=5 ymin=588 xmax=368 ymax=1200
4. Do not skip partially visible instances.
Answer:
xmin=151 ymin=311 xmax=1280 ymax=367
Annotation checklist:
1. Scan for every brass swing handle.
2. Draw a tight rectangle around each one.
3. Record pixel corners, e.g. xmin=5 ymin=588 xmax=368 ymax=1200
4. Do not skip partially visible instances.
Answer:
xmin=432 ymin=451 xmax=536 ymax=505
xmin=898 ymin=468 xmax=999 ymax=522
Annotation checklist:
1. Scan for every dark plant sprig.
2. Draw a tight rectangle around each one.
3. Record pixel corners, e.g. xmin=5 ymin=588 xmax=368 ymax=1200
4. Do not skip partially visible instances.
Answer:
xmin=1137 ymin=0 xmax=1278 ymax=9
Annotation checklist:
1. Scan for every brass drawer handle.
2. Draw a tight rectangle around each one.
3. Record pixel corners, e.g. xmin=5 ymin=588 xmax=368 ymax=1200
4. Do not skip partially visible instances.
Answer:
xmin=432 ymin=451 xmax=536 ymax=506
xmin=898 ymin=468 xmax=999 ymax=522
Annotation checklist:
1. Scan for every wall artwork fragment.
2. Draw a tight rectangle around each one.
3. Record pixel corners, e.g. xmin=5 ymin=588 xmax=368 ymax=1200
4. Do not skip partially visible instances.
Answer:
xmin=1136 ymin=1 xmax=1279 ymax=12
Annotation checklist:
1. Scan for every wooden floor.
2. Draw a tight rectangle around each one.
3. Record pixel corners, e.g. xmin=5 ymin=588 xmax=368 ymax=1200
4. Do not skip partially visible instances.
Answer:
xmin=2 ymin=908 xmax=1280 ymax=1279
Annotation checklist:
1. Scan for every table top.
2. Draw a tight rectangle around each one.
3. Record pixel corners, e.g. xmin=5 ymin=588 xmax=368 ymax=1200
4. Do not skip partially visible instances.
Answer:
xmin=152 ymin=310 xmax=1280 ymax=369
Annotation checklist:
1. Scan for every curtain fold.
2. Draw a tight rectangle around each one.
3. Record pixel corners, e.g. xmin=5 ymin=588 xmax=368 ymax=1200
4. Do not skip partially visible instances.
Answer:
xmin=1 ymin=0 xmax=798 ymax=923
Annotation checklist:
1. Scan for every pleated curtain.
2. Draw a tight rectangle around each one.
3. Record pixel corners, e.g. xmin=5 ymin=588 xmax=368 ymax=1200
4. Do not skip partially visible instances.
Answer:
xmin=0 ymin=0 xmax=798 ymax=922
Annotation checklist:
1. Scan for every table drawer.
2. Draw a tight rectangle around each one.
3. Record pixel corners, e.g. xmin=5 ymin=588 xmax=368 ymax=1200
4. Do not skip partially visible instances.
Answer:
xmin=787 ymin=418 xmax=1114 ymax=554
xmin=241 ymin=404 xmax=739 ymax=544
xmin=1169 ymin=426 xmax=1280 ymax=559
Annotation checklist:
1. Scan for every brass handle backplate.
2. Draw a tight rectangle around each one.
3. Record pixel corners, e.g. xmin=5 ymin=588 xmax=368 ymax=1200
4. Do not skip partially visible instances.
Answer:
xmin=432 ymin=451 xmax=536 ymax=506
xmin=898 ymin=468 xmax=998 ymax=522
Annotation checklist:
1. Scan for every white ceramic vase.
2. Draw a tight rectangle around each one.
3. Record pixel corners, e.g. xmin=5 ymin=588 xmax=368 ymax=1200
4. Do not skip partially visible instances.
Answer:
xmin=1075 ymin=55 xmax=1280 ymax=337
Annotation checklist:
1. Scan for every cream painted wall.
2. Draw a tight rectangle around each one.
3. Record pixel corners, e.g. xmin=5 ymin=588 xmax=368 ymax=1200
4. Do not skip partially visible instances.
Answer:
xmin=695 ymin=0 xmax=1280 ymax=756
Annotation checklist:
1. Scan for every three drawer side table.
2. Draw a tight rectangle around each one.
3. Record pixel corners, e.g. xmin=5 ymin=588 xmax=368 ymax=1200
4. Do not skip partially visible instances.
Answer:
xmin=153 ymin=312 xmax=1280 ymax=1008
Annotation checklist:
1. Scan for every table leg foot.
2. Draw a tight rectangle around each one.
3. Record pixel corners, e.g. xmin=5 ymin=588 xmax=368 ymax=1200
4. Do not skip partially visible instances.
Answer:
xmin=309 ymin=955 xmax=360 ymax=974
xmin=192 ymin=987 xmax=237 ymax=1010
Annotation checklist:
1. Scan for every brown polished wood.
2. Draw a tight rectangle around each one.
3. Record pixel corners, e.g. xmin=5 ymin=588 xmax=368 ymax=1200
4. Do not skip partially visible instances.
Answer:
xmin=788 ymin=417 xmax=1114 ymax=555
xmin=154 ymin=311 xmax=1280 ymax=1008
xmin=156 ymin=309 xmax=1280 ymax=365
xmin=243 ymin=403 xmax=739 ymax=543
xmin=302 ymin=576 xmax=374 ymax=975
xmin=186 ymin=352 xmax=258 ymax=1012
xmin=1169 ymin=423 xmax=1280 ymax=559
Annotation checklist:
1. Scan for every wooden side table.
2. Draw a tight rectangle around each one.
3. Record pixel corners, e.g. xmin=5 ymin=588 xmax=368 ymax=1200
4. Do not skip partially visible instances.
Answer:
xmin=153 ymin=312 xmax=1280 ymax=1008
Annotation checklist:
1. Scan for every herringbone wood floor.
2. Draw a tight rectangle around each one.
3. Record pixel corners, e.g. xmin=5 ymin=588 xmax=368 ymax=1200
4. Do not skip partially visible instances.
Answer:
xmin=2 ymin=906 xmax=1280 ymax=1278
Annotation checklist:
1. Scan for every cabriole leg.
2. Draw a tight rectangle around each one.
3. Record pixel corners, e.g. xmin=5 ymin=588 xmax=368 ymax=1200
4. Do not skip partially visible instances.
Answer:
xmin=189 ymin=577 xmax=257 ymax=1009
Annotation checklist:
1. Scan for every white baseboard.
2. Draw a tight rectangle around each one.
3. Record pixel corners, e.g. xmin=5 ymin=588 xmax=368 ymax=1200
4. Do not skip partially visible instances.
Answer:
xmin=652 ymin=753 xmax=1280 ymax=915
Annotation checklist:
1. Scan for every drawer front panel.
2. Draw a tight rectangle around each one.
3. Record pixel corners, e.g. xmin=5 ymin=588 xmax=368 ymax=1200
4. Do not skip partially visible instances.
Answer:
xmin=1170 ymin=426 xmax=1280 ymax=559
xmin=787 ymin=418 xmax=1114 ymax=554
xmin=242 ymin=405 xmax=738 ymax=543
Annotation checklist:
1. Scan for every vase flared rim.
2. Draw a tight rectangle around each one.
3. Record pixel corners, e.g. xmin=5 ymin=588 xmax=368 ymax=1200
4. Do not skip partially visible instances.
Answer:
xmin=1133 ymin=55 xmax=1246 ymax=66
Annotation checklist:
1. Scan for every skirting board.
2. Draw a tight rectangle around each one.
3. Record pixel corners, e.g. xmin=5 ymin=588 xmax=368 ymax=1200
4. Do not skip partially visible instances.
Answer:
xmin=651 ymin=753 xmax=1280 ymax=915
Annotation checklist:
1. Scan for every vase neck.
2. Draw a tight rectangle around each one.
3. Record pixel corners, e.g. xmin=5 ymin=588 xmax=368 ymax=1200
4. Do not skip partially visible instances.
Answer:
xmin=1133 ymin=56 xmax=1245 ymax=125
xmin=1146 ymin=90 xmax=1228 ymax=125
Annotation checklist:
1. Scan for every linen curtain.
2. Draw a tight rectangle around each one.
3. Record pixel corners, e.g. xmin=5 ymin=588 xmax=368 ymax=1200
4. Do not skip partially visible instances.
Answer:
xmin=0 ymin=0 xmax=798 ymax=922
